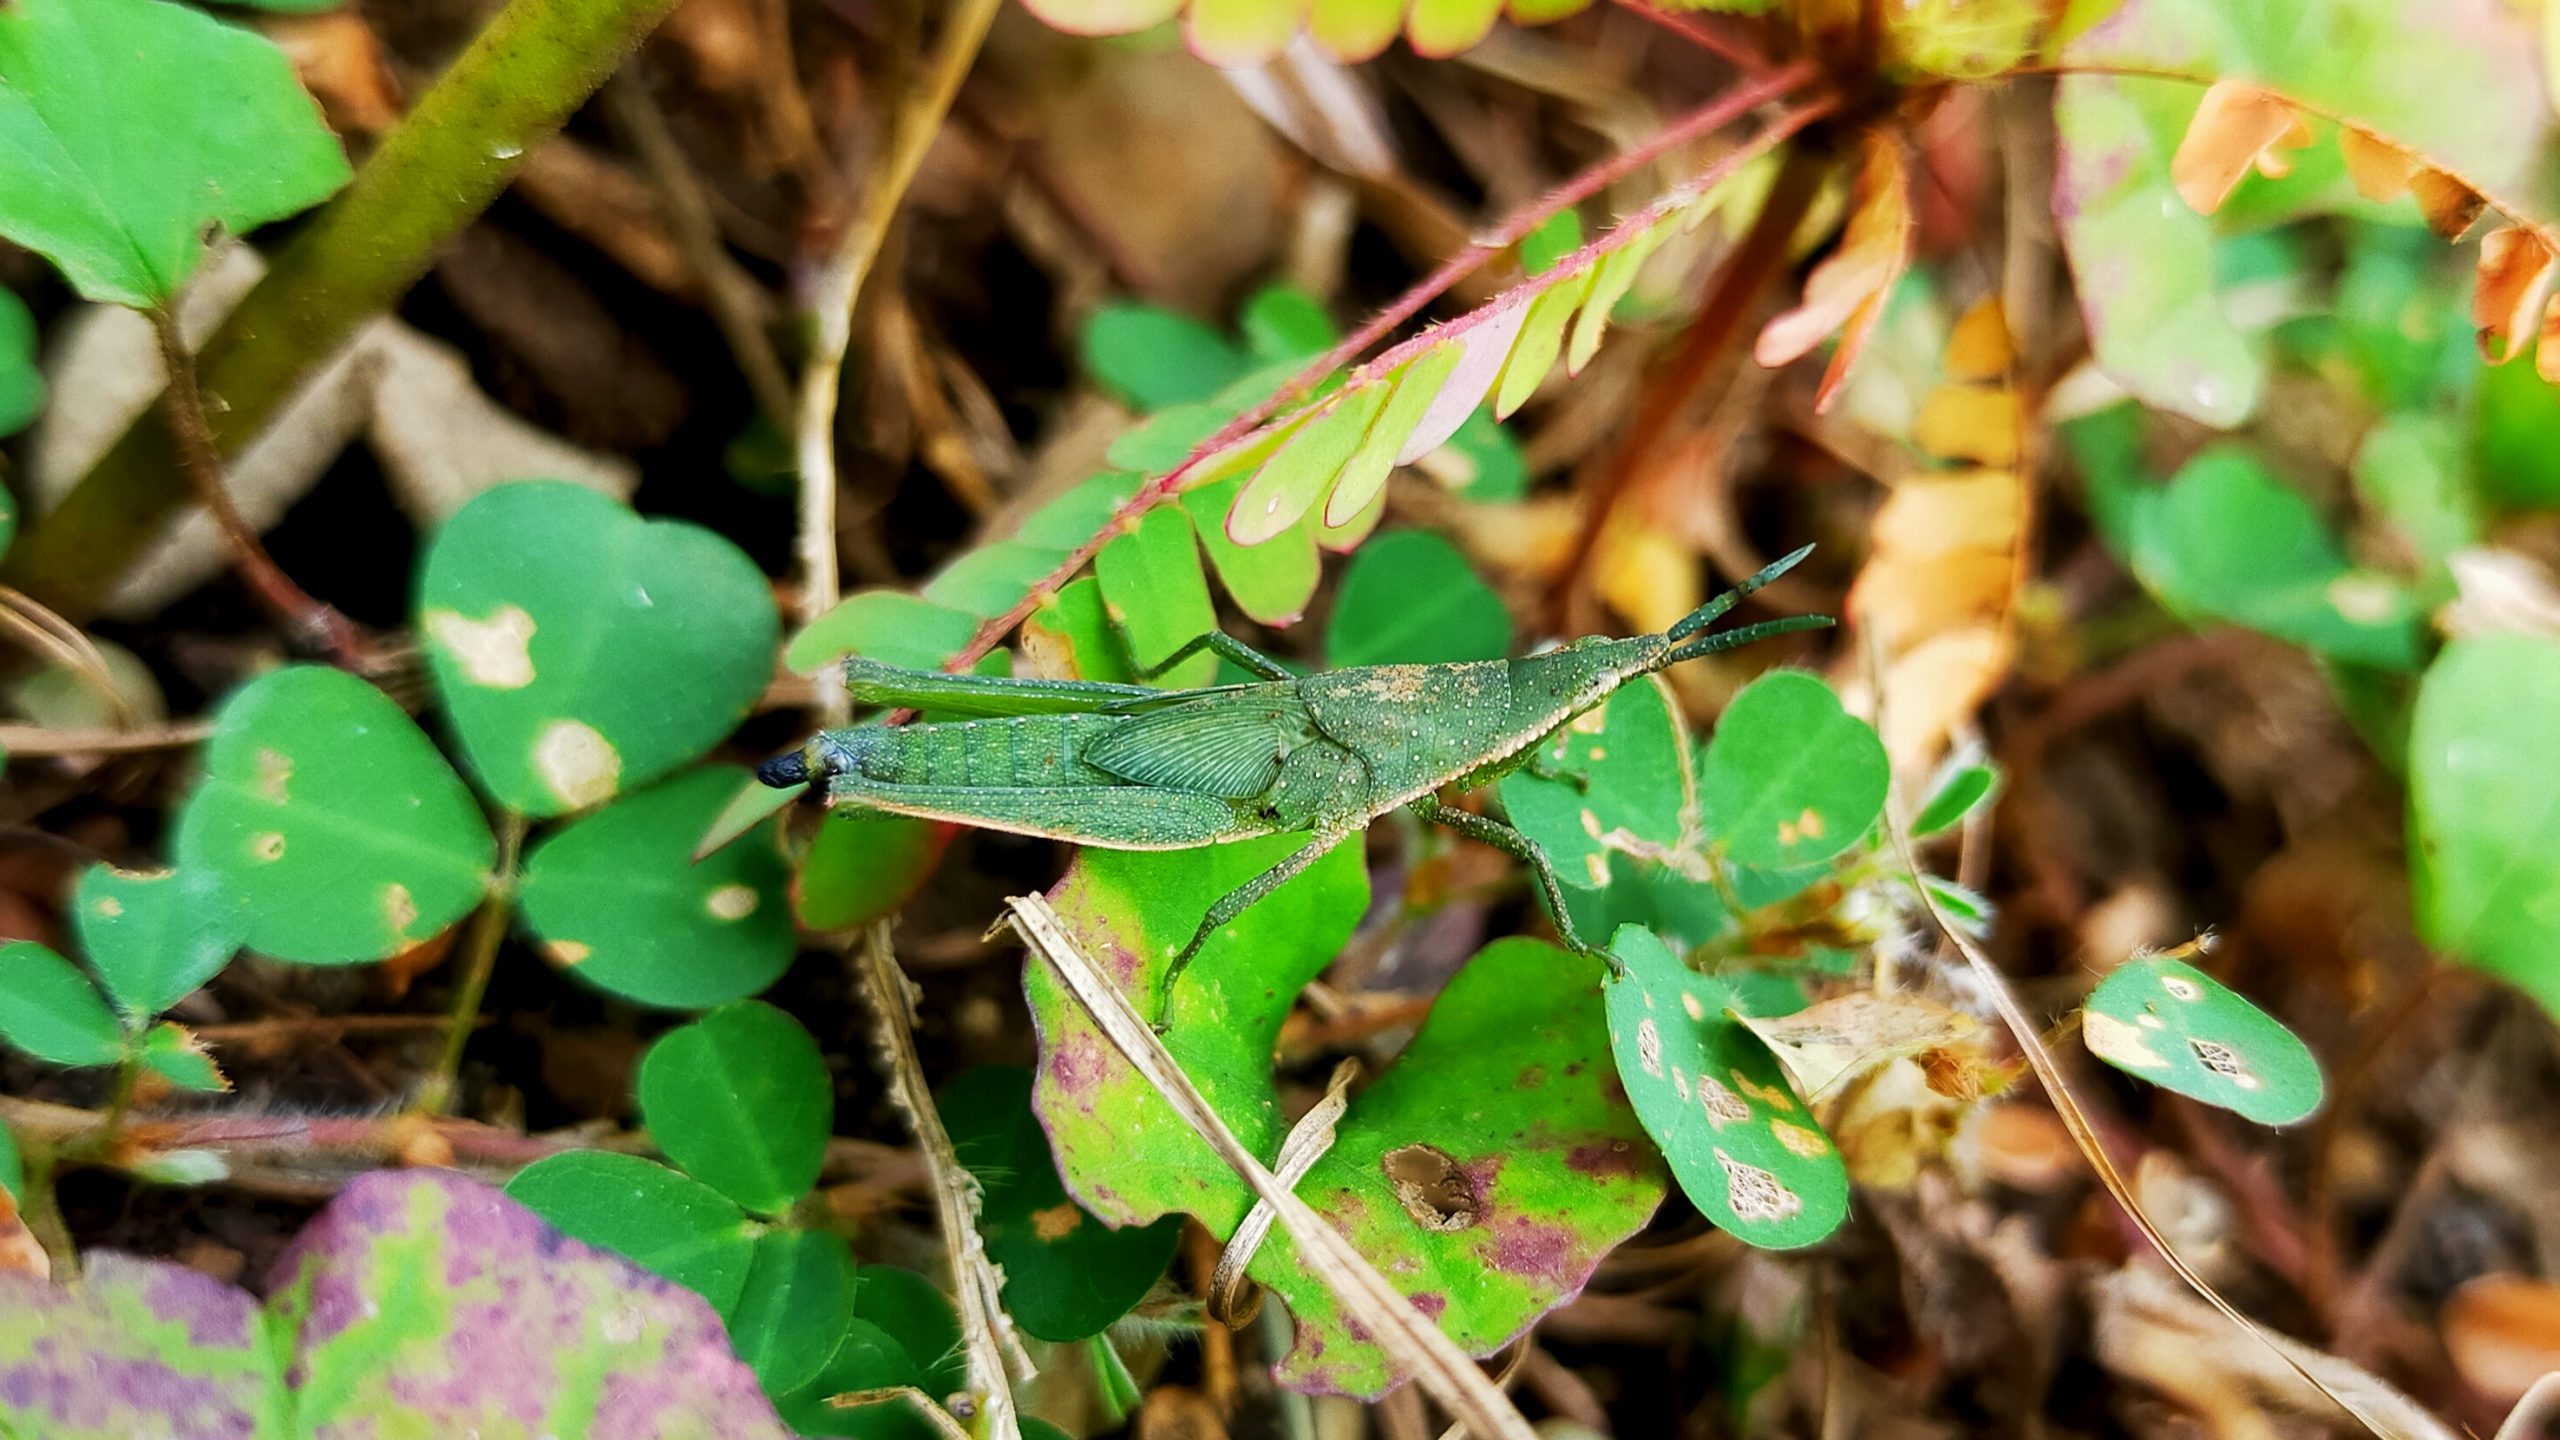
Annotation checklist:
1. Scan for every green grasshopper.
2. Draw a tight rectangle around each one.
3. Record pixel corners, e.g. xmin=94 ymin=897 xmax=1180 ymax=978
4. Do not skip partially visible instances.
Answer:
xmin=760 ymin=546 xmax=1830 ymax=1021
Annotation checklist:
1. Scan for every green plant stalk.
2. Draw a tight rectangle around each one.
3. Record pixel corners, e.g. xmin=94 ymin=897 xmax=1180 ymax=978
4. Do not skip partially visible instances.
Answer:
xmin=1 ymin=0 xmax=685 ymax=619
xmin=421 ymin=814 xmax=528 ymax=1117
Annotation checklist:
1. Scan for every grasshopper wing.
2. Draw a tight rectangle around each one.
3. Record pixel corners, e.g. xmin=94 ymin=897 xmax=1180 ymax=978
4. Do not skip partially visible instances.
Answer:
xmin=1085 ymin=692 xmax=1316 ymax=799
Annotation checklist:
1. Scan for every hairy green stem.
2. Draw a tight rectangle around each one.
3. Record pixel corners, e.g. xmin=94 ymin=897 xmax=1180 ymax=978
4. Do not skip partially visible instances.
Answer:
xmin=2 ymin=0 xmax=684 ymax=618
xmin=421 ymin=814 xmax=528 ymax=1117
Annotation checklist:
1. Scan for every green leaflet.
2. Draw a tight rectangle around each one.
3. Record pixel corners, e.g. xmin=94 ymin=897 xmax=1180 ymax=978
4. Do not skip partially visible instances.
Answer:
xmin=1491 ymin=268 xmax=1594 ymax=419
xmin=1229 ymin=384 xmax=1392 ymax=546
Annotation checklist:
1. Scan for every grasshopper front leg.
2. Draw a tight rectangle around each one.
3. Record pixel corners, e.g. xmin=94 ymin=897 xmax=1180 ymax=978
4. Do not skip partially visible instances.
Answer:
xmin=1158 ymin=827 xmax=1354 ymax=1030
xmin=1133 ymin=629 xmax=1295 ymax=683
xmin=1410 ymin=795 xmax=1617 ymax=973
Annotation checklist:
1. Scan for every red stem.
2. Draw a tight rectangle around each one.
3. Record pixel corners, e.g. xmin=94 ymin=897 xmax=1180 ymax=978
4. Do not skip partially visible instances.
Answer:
xmin=1553 ymin=138 xmax=1834 ymax=619
xmin=945 ymin=71 xmax=1833 ymax=675
xmin=1608 ymin=0 xmax=1782 ymax=76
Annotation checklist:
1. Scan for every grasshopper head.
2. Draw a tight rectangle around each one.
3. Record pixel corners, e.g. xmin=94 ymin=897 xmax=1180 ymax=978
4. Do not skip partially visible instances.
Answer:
xmin=756 ymin=745 xmax=814 ymax=788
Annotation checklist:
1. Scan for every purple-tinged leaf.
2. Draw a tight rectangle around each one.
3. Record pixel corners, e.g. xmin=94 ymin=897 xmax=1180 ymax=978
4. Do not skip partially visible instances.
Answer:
xmin=1396 ymin=305 xmax=1528 ymax=465
xmin=0 ymin=1170 xmax=790 ymax=1439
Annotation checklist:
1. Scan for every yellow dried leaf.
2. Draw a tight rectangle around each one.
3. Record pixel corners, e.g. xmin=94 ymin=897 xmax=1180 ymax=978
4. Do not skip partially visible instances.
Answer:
xmin=1870 ymin=469 xmax=2025 ymax=558
xmin=1851 ymin=553 xmax=2015 ymax=653
xmin=1942 ymin=298 xmax=2014 ymax=382
xmin=1872 ymin=626 xmax=2014 ymax=773
xmin=1594 ymin=520 xmax=1702 ymax=637
xmin=2540 ymin=295 xmax=2560 ymax=384
xmin=1914 ymin=385 xmax=2021 ymax=465
xmin=2473 ymin=226 xmax=2557 ymax=364
xmin=2338 ymin=125 xmax=2415 ymax=202
xmin=2171 ymin=81 xmax=2311 ymax=215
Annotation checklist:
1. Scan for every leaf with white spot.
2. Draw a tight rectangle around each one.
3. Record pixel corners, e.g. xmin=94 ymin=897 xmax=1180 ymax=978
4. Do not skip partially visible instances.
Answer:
xmin=418 ymin=482 xmax=779 ymax=820
xmin=1700 ymin=671 xmax=1889 ymax=871
xmin=2082 ymin=954 xmax=2322 ymax=1126
xmin=174 ymin=666 xmax=496 ymax=964
xmin=518 ymin=767 xmax=795 ymax=1010
xmin=1604 ymin=925 xmax=1847 ymax=1250
xmin=72 ymin=864 xmax=249 ymax=1019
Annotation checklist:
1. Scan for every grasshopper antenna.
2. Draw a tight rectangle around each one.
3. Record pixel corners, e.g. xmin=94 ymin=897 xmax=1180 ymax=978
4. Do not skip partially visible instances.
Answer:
xmin=1665 ymin=544 xmax=1818 ymax=642
xmin=1666 ymin=613 xmax=1835 ymax=665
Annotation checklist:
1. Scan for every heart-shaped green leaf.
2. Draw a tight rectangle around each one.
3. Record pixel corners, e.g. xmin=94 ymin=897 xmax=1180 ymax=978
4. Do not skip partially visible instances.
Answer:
xmin=941 ymin=1065 xmax=1181 ymax=1342
xmin=638 ymin=1001 xmax=832 ymax=1216
xmin=0 ymin=941 xmax=124 ymax=1067
xmin=795 ymin=813 xmax=945 ymax=932
xmin=1029 ymin=844 xmax=1666 ymax=1395
xmin=0 ymin=287 xmax=40 ymax=440
xmin=2082 ymin=955 xmax=2323 ymax=1126
xmin=1701 ymin=671 xmax=1888 ymax=870
xmin=71 ymin=864 xmax=249 ymax=1019
xmin=1500 ymin=676 xmax=1729 ymax=951
xmin=0 ymin=0 xmax=352 ymax=307
xmin=728 ymin=1229 xmax=861 ymax=1397
xmin=1605 ymin=925 xmax=1848 ymax=1250
xmin=518 ymin=767 xmax=796 ymax=1010
xmin=2411 ymin=633 xmax=2560 ymax=1018
xmin=505 ymin=1150 xmax=759 ymax=1316
xmin=1325 ymin=529 xmax=1512 ymax=668
xmin=175 ymin=665 xmax=495 ymax=964
xmin=418 ymin=482 xmax=779 ymax=818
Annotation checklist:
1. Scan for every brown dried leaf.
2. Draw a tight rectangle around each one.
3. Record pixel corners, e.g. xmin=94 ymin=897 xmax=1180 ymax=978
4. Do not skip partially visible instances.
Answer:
xmin=2474 ymin=226 xmax=2558 ymax=364
xmin=1754 ymin=135 xmax=1914 ymax=411
xmin=1739 ymin=991 xmax=1982 ymax=1099
xmin=2171 ymin=81 xmax=2312 ymax=215
xmin=2414 ymin=167 xmax=2490 ymax=240
xmin=2446 ymin=1274 xmax=2560 ymax=1404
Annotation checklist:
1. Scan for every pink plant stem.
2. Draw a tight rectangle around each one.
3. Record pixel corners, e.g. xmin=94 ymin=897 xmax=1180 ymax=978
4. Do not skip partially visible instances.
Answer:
xmin=945 ymin=67 xmax=1830 ymax=675
xmin=1608 ymin=0 xmax=1781 ymax=75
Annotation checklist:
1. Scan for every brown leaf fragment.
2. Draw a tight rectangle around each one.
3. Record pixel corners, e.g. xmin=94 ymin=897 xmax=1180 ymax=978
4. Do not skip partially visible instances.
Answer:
xmin=2413 ymin=167 xmax=2490 ymax=240
xmin=2338 ymin=125 xmax=2416 ymax=202
xmin=1754 ymin=134 xmax=1914 ymax=411
xmin=0 ymin=1190 xmax=48 ymax=1282
xmin=2171 ymin=81 xmax=2311 ymax=215
xmin=2474 ymin=226 xmax=2558 ymax=364
xmin=2444 ymin=1273 xmax=2560 ymax=1404
xmin=2541 ymin=297 xmax=2560 ymax=384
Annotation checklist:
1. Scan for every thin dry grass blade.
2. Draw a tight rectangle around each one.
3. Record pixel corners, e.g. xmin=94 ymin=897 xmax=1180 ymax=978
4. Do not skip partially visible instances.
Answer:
xmin=1001 ymin=894 xmax=1539 ymax=1440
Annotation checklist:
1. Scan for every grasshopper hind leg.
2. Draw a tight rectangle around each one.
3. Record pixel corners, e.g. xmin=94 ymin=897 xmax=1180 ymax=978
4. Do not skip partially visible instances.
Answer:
xmin=1156 ymin=828 xmax=1352 ymax=1031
